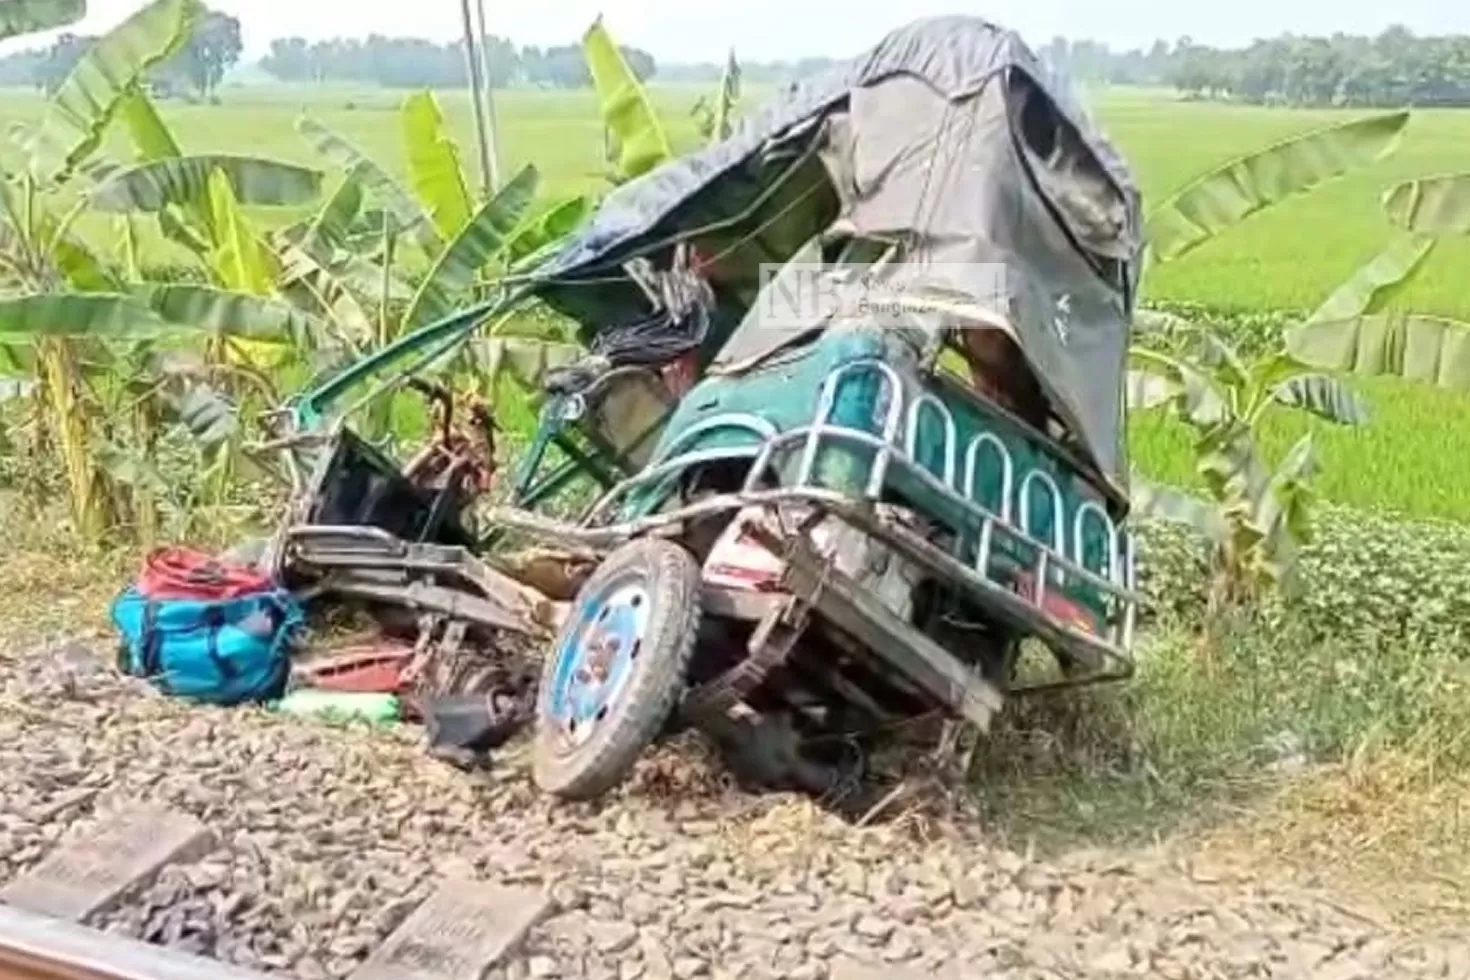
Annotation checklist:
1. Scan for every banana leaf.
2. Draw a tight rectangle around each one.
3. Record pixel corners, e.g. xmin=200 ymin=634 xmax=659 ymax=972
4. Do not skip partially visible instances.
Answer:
xmin=1129 ymin=347 xmax=1227 ymax=426
xmin=51 ymin=230 xmax=114 ymax=291
xmin=205 ymin=169 xmax=272 ymax=295
xmin=402 ymin=91 xmax=472 ymax=239
xmin=27 ymin=0 xmax=199 ymax=181
xmin=301 ymin=173 xmax=365 ymax=251
xmin=583 ymin=17 xmax=672 ymax=182
xmin=91 ymin=155 xmax=323 ymax=212
xmin=0 ymin=0 xmax=84 ymax=42
xmin=1301 ymin=233 xmax=1434 ymax=326
xmin=169 ymin=383 xmax=237 ymax=447
xmin=1195 ymin=424 xmax=1276 ymax=565
xmin=477 ymin=336 xmax=584 ymax=383
xmin=1382 ymin=172 xmax=1470 ymax=235
xmin=402 ymin=164 xmax=539 ymax=331
xmin=297 ymin=114 xmax=440 ymax=252
xmin=1270 ymin=372 xmax=1369 ymax=425
xmin=1253 ymin=432 xmax=1318 ymax=584
xmin=158 ymin=206 xmax=208 ymax=255
xmin=0 ymin=292 xmax=170 ymax=338
xmin=1125 ymin=369 xmax=1176 ymax=411
xmin=1130 ymin=477 xmax=1225 ymax=541
xmin=1286 ymin=312 xmax=1470 ymax=390
xmin=508 ymin=194 xmax=593 ymax=269
xmin=118 ymin=85 xmax=182 ymax=161
xmin=712 ymin=49 xmax=742 ymax=143
xmin=95 ymin=440 xmax=170 ymax=494
xmin=143 ymin=284 xmax=325 ymax=345
xmin=273 ymin=239 xmax=373 ymax=341
xmin=1146 ymin=111 xmax=1408 ymax=263
xmin=276 ymin=230 xmax=411 ymax=304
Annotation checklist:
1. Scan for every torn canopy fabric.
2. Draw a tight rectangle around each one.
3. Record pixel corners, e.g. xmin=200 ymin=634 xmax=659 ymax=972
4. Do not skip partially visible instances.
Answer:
xmin=525 ymin=15 xmax=1145 ymax=491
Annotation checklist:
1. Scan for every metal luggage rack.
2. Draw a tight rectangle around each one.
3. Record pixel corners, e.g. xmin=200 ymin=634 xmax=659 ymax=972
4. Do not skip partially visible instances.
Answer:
xmin=543 ymin=359 xmax=1138 ymax=669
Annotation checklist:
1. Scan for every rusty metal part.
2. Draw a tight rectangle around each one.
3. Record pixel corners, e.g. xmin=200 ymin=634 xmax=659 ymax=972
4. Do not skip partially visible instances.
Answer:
xmin=0 ymin=904 xmax=274 ymax=980
xmin=746 ymin=519 xmax=1005 ymax=733
xmin=698 ymin=585 xmax=786 ymax=623
xmin=485 ymin=486 xmax=1137 ymax=688
xmin=681 ymin=595 xmax=807 ymax=723
xmin=288 ymin=525 xmax=557 ymax=635
xmin=402 ymin=380 xmax=498 ymax=498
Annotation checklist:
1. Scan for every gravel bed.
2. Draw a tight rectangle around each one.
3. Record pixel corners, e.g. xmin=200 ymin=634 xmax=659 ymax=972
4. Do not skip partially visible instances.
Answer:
xmin=3 ymin=636 xmax=1469 ymax=980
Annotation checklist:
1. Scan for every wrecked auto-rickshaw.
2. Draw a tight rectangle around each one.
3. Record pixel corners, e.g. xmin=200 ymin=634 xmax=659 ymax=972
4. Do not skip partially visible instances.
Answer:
xmin=266 ymin=16 xmax=1145 ymax=802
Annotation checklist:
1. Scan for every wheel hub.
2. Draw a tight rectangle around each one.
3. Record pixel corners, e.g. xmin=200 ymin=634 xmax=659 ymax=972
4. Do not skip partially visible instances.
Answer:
xmin=547 ymin=581 xmax=649 ymax=748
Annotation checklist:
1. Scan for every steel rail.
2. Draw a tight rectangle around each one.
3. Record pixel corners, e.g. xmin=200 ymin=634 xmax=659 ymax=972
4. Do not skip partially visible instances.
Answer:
xmin=0 ymin=905 xmax=273 ymax=980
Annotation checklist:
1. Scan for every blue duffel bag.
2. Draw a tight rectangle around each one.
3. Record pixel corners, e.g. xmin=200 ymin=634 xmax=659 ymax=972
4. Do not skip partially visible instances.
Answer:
xmin=110 ymin=548 xmax=305 ymax=706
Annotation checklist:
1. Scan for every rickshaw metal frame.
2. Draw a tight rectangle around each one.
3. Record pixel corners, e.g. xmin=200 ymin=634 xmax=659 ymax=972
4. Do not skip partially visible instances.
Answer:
xmin=484 ymin=345 xmax=1139 ymax=697
xmin=265 ymin=17 xmax=1152 ymax=803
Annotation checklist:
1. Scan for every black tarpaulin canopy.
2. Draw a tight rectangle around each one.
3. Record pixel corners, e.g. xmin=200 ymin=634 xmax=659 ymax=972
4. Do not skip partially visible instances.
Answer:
xmin=526 ymin=15 xmax=1145 ymax=493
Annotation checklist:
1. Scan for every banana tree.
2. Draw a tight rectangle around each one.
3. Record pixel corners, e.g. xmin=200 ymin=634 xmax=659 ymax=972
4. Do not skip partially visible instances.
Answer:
xmin=691 ymin=50 xmax=742 ymax=144
xmin=1133 ymin=110 xmax=1408 ymax=600
xmin=0 ymin=0 xmax=209 ymax=541
xmin=1130 ymin=334 xmax=1367 ymax=610
xmin=280 ymin=164 xmax=586 ymax=442
xmin=0 ymin=0 xmax=342 ymax=543
xmin=281 ymin=92 xmax=595 ymax=432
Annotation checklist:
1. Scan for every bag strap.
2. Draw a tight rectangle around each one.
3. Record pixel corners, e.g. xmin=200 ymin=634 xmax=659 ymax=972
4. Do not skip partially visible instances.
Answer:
xmin=141 ymin=599 xmax=169 ymax=692
xmin=202 ymin=606 xmax=240 ymax=680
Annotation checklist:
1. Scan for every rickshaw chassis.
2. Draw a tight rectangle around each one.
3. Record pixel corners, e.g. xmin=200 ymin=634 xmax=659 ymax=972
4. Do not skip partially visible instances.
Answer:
xmin=524 ymin=329 xmax=1140 ymax=802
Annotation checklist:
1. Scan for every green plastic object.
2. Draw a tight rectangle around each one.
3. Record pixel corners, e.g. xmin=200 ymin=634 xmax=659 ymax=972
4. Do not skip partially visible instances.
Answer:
xmin=272 ymin=689 xmax=401 ymax=725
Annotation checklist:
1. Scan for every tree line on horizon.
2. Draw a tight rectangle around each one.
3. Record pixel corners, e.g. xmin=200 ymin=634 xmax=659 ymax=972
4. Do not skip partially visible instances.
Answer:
xmin=0 ymin=6 xmax=240 ymax=98
xmin=1 ymin=12 xmax=1468 ymax=108
xmin=1042 ymin=28 xmax=1470 ymax=107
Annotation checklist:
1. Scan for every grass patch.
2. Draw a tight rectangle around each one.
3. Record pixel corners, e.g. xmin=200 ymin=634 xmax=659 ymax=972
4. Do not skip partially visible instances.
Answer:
xmin=1099 ymin=91 xmax=1470 ymax=318
xmin=1131 ymin=373 xmax=1470 ymax=523
xmin=2 ymin=83 xmax=1469 ymax=315
xmin=970 ymin=506 xmax=1470 ymax=897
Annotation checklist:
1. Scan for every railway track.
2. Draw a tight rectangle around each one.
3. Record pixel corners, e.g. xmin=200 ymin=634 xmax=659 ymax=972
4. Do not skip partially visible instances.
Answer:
xmin=0 ymin=804 xmax=554 ymax=980
xmin=0 ymin=799 xmax=911 ymax=980
xmin=0 ymin=902 xmax=275 ymax=980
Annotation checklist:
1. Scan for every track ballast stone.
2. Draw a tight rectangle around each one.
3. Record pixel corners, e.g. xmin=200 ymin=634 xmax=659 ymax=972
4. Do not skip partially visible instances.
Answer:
xmin=3 ymin=637 xmax=1469 ymax=980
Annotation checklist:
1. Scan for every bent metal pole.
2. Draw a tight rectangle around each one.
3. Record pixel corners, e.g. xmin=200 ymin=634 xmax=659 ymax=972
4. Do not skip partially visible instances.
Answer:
xmin=457 ymin=0 xmax=496 ymax=198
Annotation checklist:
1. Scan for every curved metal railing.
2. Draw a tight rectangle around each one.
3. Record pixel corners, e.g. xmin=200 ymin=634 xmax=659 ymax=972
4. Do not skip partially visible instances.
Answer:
xmin=569 ymin=357 xmax=1137 ymax=657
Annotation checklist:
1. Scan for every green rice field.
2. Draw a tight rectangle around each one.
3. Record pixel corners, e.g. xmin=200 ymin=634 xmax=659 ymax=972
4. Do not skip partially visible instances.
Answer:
xmin=4 ymin=81 xmax=1469 ymax=522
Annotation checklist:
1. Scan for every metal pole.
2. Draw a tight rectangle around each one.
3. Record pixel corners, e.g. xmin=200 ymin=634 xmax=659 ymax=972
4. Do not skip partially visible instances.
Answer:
xmin=471 ymin=0 xmax=503 ymax=192
xmin=456 ymin=0 xmax=494 ymax=200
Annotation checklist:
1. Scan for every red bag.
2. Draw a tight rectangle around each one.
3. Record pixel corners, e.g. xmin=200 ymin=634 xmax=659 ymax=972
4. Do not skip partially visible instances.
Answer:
xmin=136 ymin=547 xmax=275 ymax=602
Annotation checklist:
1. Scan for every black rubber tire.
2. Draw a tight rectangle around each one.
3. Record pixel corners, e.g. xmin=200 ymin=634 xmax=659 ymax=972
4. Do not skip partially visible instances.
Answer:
xmin=532 ymin=537 xmax=701 ymax=801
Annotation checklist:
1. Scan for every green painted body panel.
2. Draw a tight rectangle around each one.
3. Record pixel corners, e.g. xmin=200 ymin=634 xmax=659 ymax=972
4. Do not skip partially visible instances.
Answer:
xmin=623 ymin=329 xmax=1121 ymax=629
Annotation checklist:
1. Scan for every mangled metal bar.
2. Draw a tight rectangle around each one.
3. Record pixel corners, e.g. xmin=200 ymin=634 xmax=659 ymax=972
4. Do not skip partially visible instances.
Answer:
xmin=681 ymin=595 xmax=807 ymax=722
xmin=287 ymin=524 xmax=560 ymax=635
xmin=748 ymin=519 xmax=1004 ymax=733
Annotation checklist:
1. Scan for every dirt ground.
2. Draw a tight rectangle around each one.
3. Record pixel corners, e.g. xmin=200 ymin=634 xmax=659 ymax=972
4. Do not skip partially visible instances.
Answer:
xmin=3 ymin=540 xmax=1469 ymax=979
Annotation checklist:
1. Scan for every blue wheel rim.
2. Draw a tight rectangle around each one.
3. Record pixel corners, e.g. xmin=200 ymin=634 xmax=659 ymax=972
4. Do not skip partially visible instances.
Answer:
xmin=544 ymin=576 xmax=650 ymax=751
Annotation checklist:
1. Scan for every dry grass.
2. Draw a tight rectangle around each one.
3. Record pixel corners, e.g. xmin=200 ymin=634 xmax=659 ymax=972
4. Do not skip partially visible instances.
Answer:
xmin=0 ymin=495 xmax=131 ymax=649
xmin=1194 ymin=751 xmax=1470 ymax=932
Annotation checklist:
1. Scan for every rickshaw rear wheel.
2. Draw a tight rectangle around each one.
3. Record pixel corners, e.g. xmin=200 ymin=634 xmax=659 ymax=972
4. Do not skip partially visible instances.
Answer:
xmin=532 ymin=537 xmax=702 ymax=801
